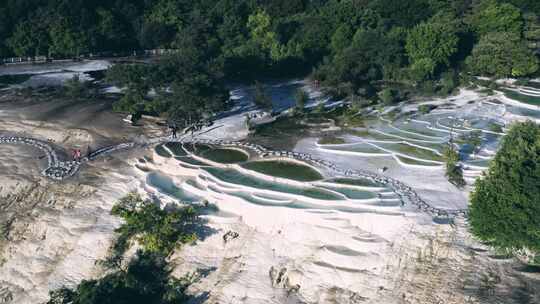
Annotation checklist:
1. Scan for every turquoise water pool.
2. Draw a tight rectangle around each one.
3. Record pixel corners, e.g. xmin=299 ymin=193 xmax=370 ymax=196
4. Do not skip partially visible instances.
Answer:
xmin=204 ymin=167 xmax=343 ymax=200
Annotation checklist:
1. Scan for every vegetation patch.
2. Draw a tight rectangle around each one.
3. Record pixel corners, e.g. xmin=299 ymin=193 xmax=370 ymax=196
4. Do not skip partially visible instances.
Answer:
xmin=349 ymin=129 xmax=399 ymax=141
xmin=318 ymin=136 xmax=346 ymax=145
xmin=378 ymin=142 xmax=443 ymax=161
xmin=242 ymin=160 xmax=323 ymax=182
xmin=47 ymin=193 xmax=209 ymax=303
xmin=418 ymin=104 xmax=437 ymax=114
xmin=395 ymin=155 xmax=441 ymax=167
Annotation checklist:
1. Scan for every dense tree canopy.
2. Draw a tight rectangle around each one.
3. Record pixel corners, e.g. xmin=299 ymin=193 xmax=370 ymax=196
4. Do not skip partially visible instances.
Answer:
xmin=1 ymin=0 xmax=540 ymax=118
xmin=469 ymin=122 xmax=540 ymax=255
xmin=466 ymin=31 xmax=539 ymax=77
xmin=470 ymin=1 xmax=524 ymax=36
xmin=406 ymin=21 xmax=459 ymax=80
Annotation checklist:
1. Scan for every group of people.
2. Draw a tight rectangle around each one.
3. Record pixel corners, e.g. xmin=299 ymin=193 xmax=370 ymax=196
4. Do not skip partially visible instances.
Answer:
xmin=71 ymin=149 xmax=82 ymax=161
xmin=170 ymin=120 xmax=213 ymax=138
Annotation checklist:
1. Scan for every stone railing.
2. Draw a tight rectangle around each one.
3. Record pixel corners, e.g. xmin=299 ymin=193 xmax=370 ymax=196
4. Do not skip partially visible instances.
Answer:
xmin=176 ymin=137 xmax=468 ymax=218
xmin=0 ymin=136 xmax=135 ymax=181
xmin=0 ymin=136 xmax=79 ymax=180
xmin=0 ymin=134 xmax=468 ymax=217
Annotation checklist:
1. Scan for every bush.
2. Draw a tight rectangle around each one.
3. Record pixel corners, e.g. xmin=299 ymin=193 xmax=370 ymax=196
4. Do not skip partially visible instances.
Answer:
xmin=48 ymin=193 xmax=206 ymax=304
xmin=318 ymin=136 xmax=345 ymax=145
xmin=460 ymin=130 xmax=483 ymax=153
xmin=469 ymin=122 xmax=540 ymax=256
xmin=378 ymin=88 xmax=399 ymax=105
xmin=440 ymin=71 xmax=458 ymax=95
xmin=64 ymin=74 xmax=90 ymax=98
xmin=489 ymin=122 xmax=503 ymax=133
xmin=418 ymin=104 xmax=436 ymax=114
xmin=253 ymin=81 xmax=273 ymax=110
xmin=48 ymin=251 xmax=192 ymax=304
xmin=294 ymin=88 xmax=309 ymax=113
xmin=104 ymin=193 xmax=199 ymax=267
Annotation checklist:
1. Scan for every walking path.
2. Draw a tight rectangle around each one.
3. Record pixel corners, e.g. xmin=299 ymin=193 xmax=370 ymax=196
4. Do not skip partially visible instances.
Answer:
xmin=0 ymin=133 xmax=468 ymax=217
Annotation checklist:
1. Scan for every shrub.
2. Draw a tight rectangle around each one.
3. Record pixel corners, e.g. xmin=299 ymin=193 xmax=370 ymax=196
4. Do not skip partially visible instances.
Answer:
xmin=106 ymin=193 xmax=199 ymax=265
xmin=318 ymin=136 xmax=345 ymax=145
xmin=489 ymin=123 xmax=503 ymax=133
xmin=418 ymin=104 xmax=436 ymax=114
xmin=294 ymin=88 xmax=309 ymax=113
xmin=378 ymin=88 xmax=399 ymax=105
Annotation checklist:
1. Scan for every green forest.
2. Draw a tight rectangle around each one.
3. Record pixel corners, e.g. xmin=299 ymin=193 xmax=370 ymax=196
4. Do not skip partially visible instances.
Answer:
xmin=2 ymin=0 xmax=539 ymax=123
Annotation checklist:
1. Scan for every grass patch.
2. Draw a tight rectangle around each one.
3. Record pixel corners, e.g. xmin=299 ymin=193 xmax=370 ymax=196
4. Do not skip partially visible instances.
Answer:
xmin=305 ymin=117 xmax=330 ymax=124
xmin=349 ymin=129 xmax=399 ymax=141
xmin=242 ymin=160 xmax=323 ymax=181
xmin=378 ymin=143 xmax=442 ymax=161
xmin=318 ymin=136 xmax=346 ymax=145
xmin=200 ymin=148 xmax=248 ymax=163
xmin=503 ymin=89 xmax=540 ymax=106
xmin=395 ymin=122 xmax=446 ymax=137
xmin=395 ymin=155 xmax=441 ymax=166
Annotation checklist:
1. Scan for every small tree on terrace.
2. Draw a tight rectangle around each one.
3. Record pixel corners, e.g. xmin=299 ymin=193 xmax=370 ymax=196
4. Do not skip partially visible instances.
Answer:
xmin=294 ymin=88 xmax=309 ymax=113
xmin=253 ymin=81 xmax=273 ymax=111
xmin=469 ymin=121 xmax=540 ymax=262
xmin=443 ymin=143 xmax=466 ymax=188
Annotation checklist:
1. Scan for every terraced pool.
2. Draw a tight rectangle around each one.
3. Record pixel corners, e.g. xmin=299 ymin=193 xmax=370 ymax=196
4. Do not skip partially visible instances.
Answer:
xmin=242 ymin=160 xmax=323 ymax=181
xmin=176 ymin=156 xmax=210 ymax=166
xmin=199 ymin=148 xmax=249 ymax=163
xmin=320 ymin=142 xmax=388 ymax=155
xmin=374 ymin=142 xmax=443 ymax=161
xmin=165 ymin=142 xmax=187 ymax=156
xmin=395 ymin=155 xmax=442 ymax=166
xmin=155 ymin=144 xmax=172 ymax=158
xmin=204 ymin=167 xmax=341 ymax=200
xmin=319 ymin=185 xmax=376 ymax=200
xmin=503 ymin=89 xmax=540 ymax=106
xmin=327 ymin=178 xmax=385 ymax=188
xmin=147 ymin=172 xmax=199 ymax=202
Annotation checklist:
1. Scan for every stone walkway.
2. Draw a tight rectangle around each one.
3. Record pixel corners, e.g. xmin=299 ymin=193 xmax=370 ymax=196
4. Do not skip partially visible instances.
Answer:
xmin=0 ymin=134 xmax=468 ymax=217
xmin=0 ymin=136 xmax=136 ymax=180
